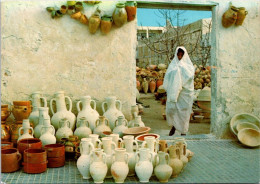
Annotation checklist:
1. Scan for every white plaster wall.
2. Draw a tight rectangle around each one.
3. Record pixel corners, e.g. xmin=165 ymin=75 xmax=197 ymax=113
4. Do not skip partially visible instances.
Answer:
xmin=1 ymin=1 xmax=137 ymax=120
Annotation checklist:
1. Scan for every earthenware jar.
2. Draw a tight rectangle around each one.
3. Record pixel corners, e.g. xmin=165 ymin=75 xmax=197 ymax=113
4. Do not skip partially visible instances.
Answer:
xmin=55 ymin=118 xmax=73 ymax=142
xmin=1 ymin=123 xmax=10 ymax=141
xmin=101 ymin=16 xmax=113 ymax=34
xmin=18 ymin=119 xmax=34 ymax=142
xmin=74 ymin=117 xmax=92 ymax=140
xmin=122 ymin=135 xmax=139 ymax=176
xmin=89 ymin=149 xmax=108 ymax=183
xmin=159 ymin=140 xmax=168 ymax=152
xmin=102 ymin=96 xmax=125 ymax=130
xmin=12 ymin=104 xmax=32 ymax=121
xmin=236 ymin=7 xmax=248 ymax=26
xmin=50 ymin=91 xmax=76 ymax=131
xmin=100 ymin=137 xmax=117 ymax=178
xmin=168 ymin=145 xmax=183 ymax=177
xmin=113 ymin=3 xmax=127 ymax=27
xmin=154 ymin=151 xmax=172 ymax=183
xmin=129 ymin=115 xmax=145 ymax=127
xmin=156 ymin=79 xmax=163 ymax=88
xmin=89 ymin=134 xmax=102 ymax=148
xmin=40 ymin=119 xmax=56 ymax=147
xmin=75 ymin=1 xmax=83 ymax=12
xmin=89 ymin=13 xmax=101 ymax=34
xmin=23 ymin=148 xmax=47 ymax=173
xmin=222 ymin=5 xmax=238 ymax=28
xmin=125 ymin=1 xmax=137 ymax=21
xmin=141 ymin=136 xmax=159 ymax=168
xmin=34 ymin=107 xmax=50 ymax=138
xmin=113 ymin=116 xmax=128 ymax=138
xmin=1 ymin=141 xmax=13 ymax=150
xmin=131 ymin=105 xmax=139 ymax=119
xmin=60 ymin=5 xmax=67 ymax=14
xmin=77 ymin=138 xmax=95 ymax=179
xmin=67 ymin=5 xmax=75 ymax=15
xmin=76 ymin=96 xmax=99 ymax=131
xmin=135 ymin=148 xmax=153 ymax=183
xmin=142 ymin=78 xmax=149 ymax=94
xmin=17 ymin=138 xmax=42 ymax=156
xmin=111 ymin=148 xmax=129 ymax=183
xmin=94 ymin=116 xmax=111 ymax=136
xmin=149 ymin=79 xmax=156 ymax=93
xmin=44 ymin=144 xmax=65 ymax=168
xmin=177 ymin=142 xmax=188 ymax=168
xmin=108 ymin=134 xmax=123 ymax=148
xmin=1 ymin=148 xmax=22 ymax=173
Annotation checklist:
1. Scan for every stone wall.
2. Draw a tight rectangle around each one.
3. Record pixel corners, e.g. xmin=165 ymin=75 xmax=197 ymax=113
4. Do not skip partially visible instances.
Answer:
xmin=1 ymin=1 xmax=137 ymax=120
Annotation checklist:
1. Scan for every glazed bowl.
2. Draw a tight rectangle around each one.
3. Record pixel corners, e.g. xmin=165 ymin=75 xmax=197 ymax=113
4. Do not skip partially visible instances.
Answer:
xmin=135 ymin=133 xmax=160 ymax=144
xmin=123 ymin=127 xmax=151 ymax=138
xmin=237 ymin=128 xmax=260 ymax=147
xmin=236 ymin=122 xmax=260 ymax=132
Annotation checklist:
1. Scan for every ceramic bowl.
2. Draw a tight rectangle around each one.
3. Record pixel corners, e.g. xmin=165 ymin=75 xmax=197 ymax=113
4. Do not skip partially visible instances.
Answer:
xmin=236 ymin=122 xmax=260 ymax=132
xmin=230 ymin=113 xmax=260 ymax=136
xmin=123 ymin=127 xmax=151 ymax=137
xmin=237 ymin=128 xmax=260 ymax=147
xmin=194 ymin=115 xmax=204 ymax=120
xmin=135 ymin=133 xmax=160 ymax=144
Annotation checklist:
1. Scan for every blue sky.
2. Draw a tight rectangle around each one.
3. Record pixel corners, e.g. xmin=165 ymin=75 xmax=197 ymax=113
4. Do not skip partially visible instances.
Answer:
xmin=137 ymin=9 xmax=212 ymax=27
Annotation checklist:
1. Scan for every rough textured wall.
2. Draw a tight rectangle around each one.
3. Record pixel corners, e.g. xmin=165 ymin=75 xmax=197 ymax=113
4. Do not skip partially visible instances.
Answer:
xmin=1 ymin=1 xmax=137 ymax=120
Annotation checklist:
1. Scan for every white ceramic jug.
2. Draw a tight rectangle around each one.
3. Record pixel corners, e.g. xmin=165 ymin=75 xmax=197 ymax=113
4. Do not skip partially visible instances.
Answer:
xmin=141 ymin=136 xmax=159 ymax=168
xmin=18 ymin=119 xmax=34 ymax=141
xmin=89 ymin=134 xmax=102 ymax=148
xmin=168 ymin=145 xmax=183 ymax=178
xmin=56 ymin=118 xmax=73 ymax=142
xmin=93 ymin=116 xmax=111 ymax=137
xmin=74 ymin=117 xmax=92 ymax=140
xmin=154 ymin=151 xmax=172 ymax=183
xmin=113 ymin=116 xmax=128 ymax=138
xmin=34 ymin=107 xmax=50 ymax=138
xmin=108 ymin=134 xmax=123 ymax=148
xmin=40 ymin=119 xmax=56 ymax=146
xmin=129 ymin=116 xmax=145 ymax=128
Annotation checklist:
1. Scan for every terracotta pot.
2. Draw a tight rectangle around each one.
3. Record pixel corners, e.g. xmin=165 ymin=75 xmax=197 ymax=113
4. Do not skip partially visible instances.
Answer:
xmin=80 ymin=14 xmax=88 ymax=24
xmin=1 ymin=148 xmax=22 ymax=173
xmin=236 ymin=7 xmax=248 ymax=26
xmin=13 ymin=101 xmax=31 ymax=107
xmin=1 ymin=104 xmax=9 ymax=111
xmin=1 ymin=110 xmax=11 ymax=121
xmin=23 ymin=161 xmax=47 ymax=173
xmin=156 ymin=79 xmax=163 ymax=88
xmin=101 ymin=16 xmax=113 ymax=34
xmin=89 ymin=14 xmax=101 ymax=34
xmin=12 ymin=105 xmax=32 ymax=121
xmin=222 ymin=5 xmax=238 ymax=28
xmin=136 ymin=79 xmax=141 ymax=91
xmin=47 ymin=156 xmax=65 ymax=168
xmin=10 ymin=123 xmax=23 ymax=145
xmin=44 ymin=144 xmax=65 ymax=158
xmin=125 ymin=1 xmax=137 ymax=21
xmin=1 ymin=141 xmax=13 ymax=149
xmin=75 ymin=1 xmax=83 ymax=12
xmin=1 ymin=123 xmax=11 ymax=141
xmin=71 ymin=11 xmax=82 ymax=20
xmin=149 ymin=80 xmax=156 ymax=93
xmin=17 ymin=138 xmax=42 ymax=156
xmin=23 ymin=149 xmax=47 ymax=164
xmin=60 ymin=5 xmax=67 ymax=14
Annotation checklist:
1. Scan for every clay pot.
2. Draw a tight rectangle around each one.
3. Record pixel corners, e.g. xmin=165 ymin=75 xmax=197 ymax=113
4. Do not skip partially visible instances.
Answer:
xmin=47 ymin=156 xmax=65 ymax=168
xmin=67 ymin=5 xmax=75 ymax=15
xmin=40 ymin=121 xmax=56 ymax=147
xmin=168 ymin=145 xmax=183 ymax=177
xmin=56 ymin=118 xmax=73 ymax=142
xmin=71 ymin=11 xmax=82 ymax=20
xmin=89 ymin=14 xmax=101 ymax=34
xmin=80 ymin=14 xmax=88 ymax=24
xmin=17 ymin=119 xmax=34 ymax=142
xmin=156 ymin=79 xmax=163 ymax=88
xmin=154 ymin=151 xmax=172 ymax=183
xmin=23 ymin=148 xmax=47 ymax=164
xmin=1 ymin=141 xmax=13 ymax=150
xmin=113 ymin=3 xmax=127 ymax=27
xmin=136 ymin=79 xmax=141 ymax=91
xmin=1 ymin=123 xmax=11 ymax=141
xmin=101 ymin=16 xmax=113 ymax=34
xmin=17 ymin=138 xmax=42 ymax=156
xmin=113 ymin=116 xmax=128 ymax=138
xmin=129 ymin=115 xmax=145 ymax=128
xmin=60 ymin=5 xmax=67 ymax=14
xmin=149 ymin=79 xmax=156 ymax=93
xmin=159 ymin=140 xmax=168 ymax=152
xmin=13 ymin=101 xmax=31 ymax=107
xmin=142 ymin=78 xmax=148 ymax=94
xmin=1 ymin=148 xmax=22 ymax=173
xmin=22 ymin=161 xmax=48 ymax=174
xmin=1 ymin=110 xmax=11 ymax=121
xmin=1 ymin=104 xmax=9 ymax=111
xmin=93 ymin=116 xmax=112 ymax=136
xmin=236 ymin=7 xmax=248 ymax=26
xmin=222 ymin=5 xmax=238 ymax=28
xmin=44 ymin=144 xmax=65 ymax=168
xmin=10 ymin=123 xmax=23 ymax=145
xmin=89 ymin=134 xmax=102 ymax=148
xmin=75 ymin=1 xmax=83 ymax=12
xmin=141 ymin=136 xmax=159 ymax=168
xmin=131 ymin=105 xmax=139 ymax=119
xmin=12 ymin=105 xmax=32 ymax=121
xmin=74 ymin=117 xmax=92 ymax=140
xmin=125 ymin=1 xmax=137 ymax=21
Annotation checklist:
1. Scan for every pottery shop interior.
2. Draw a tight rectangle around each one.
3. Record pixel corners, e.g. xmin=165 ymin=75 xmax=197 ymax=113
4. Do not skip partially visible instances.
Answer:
xmin=1 ymin=0 xmax=260 ymax=183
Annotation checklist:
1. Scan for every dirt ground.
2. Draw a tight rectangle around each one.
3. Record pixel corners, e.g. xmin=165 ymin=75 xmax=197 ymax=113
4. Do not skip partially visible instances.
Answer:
xmin=139 ymin=93 xmax=210 ymax=136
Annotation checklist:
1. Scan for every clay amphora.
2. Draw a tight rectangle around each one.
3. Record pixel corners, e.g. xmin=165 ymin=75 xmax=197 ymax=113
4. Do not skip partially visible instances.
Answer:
xmin=89 ymin=13 xmax=101 ymax=34
xmin=55 ymin=118 xmax=73 ymax=142
xmin=89 ymin=134 xmax=102 ymax=148
xmin=149 ymin=79 xmax=156 ymax=93
xmin=125 ymin=1 xmax=137 ymax=21
xmin=136 ymin=79 xmax=141 ymax=91
xmin=12 ymin=105 xmax=32 ymax=121
xmin=236 ymin=7 xmax=248 ymax=26
xmin=159 ymin=140 xmax=168 ymax=152
xmin=129 ymin=115 xmax=145 ymax=127
xmin=113 ymin=116 xmax=128 ymax=138
xmin=34 ymin=107 xmax=50 ymax=138
xmin=102 ymin=96 xmax=125 ymax=130
xmin=94 ymin=116 xmax=111 ymax=136
xmin=156 ymin=79 xmax=163 ymax=88
xmin=74 ymin=117 xmax=92 ymax=140
xmin=40 ymin=119 xmax=56 ymax=146
xmin=101 ymin=16 xmax=113 ymax=34
xmin=141 ymin=136 xmax=159 ymax=168
xmin=1 ymin=148 xmax=22 ymax=173
xmin=50 ymin=91 xmax=76 ymax=131
xmin=113 ymin=3 xmax=127 ymax=27
xmin=154 ymin=151 xmax=172 ymax=183
xmin=142 ymin=78 xmax=149 ymax=94
xmin=222 ymin=5 xmax=238 ymax=28
xmin=76 ymin=96 xmax=99 ymax=131
xmin=168 ymin=145 xmax=183 ymax=177
xmin=18 ymin=119 xmax=34 ymax=142
xmin=1 ymin=123 xmax=10 ymax=141
xmin=111 ymin=148 xmax=129 ymax=183
xmin=77 ymin=138 xmax=95 ymax=179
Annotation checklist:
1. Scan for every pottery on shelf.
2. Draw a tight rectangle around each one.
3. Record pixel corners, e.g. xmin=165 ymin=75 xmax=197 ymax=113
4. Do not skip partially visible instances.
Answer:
xmin=102 ymin=96 xmax=125 ymax=130
xmin=1 ymin=148 xmax=22 ymax=173
xmin=168 ymin=145 xmax=183 ymax=178
xmin=55 ymin=118 xmax=73 ymax=142
xmin=113 ymin=3 xmax=127 ymax=27
xmin=113 ymin=116 xmax=128 ymax=138
xmin=141 ymin=136 xmax=159 ymax=168
xmin=129 ymin=115 xmax=145 ymax=128
xmin=76 ymin=96 xmax=99 ymax=131
xmin=74 ymin=117 xmax=92 ymax=140
xmin=34 ymin=107 xmax=50 ymax=138
xmin=18 ymin=119 xmax=34 ymax=142
xmin=40 ymin=119 xmax=56 ymax=147
xmin=93 ymin=116 xmax=111 ymax=137
xmin=89 ymin=134 xmax=102 ymax=148
xmin=50 ymin=91 xmax=76 ymax=131
xmin=154 ymin=151 xmax=172 ymax=183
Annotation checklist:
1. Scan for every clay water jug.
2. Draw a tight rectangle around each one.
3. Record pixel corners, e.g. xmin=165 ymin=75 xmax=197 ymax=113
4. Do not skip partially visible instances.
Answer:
xmin=125 ymin=1 xmax=137 ymax=21
xmin=74 ymin=117 xmax=92 ymax=140
xmin=76 ymin=96 xmax=99 ymax=131
xmin=149 ymin=79 xmax=156 ymax=93
xmin=168 ymin=145 xmax=183 ymax=177
xmin=222 ymin=5 xmax=238 ymax=28
xmin=108 ymin=134 xmax=123 ymax=148
xmin=29 ymin=91 xmax=47 ymax=128
xmin=154 ymin=151 xmax=172 ymax=183
xmin=77 ymin=138 xmax=95 ymax=179
xmin=113 ymin=116 xmax=128 ymax=138
xmin=34 ymin=107 xmax=50 ymax=138
xmin=131 ymin=105 xmax=138 ymax=119
xmin=235 ymin=7 xmax=248 ymax=26
xmin=135 ymin=148 xmax=153 ymax=183
xmin=129 ymin=115 xmax=145 ymax=127
xmin=89 ymin=13 xmax=101 ymax=34
xmin=142 ymin=78 xmax=148 ymax=94
xmin=18 ymin=119 xmax=34 ymax=142
xmin=111 ymin=148 xmax=129 ymax=183
xmin=40 ymin=118 xmax=56 ymax=146
xmin=93 ymin=116 xmax=111 ymax=136
xmin=113 ymin=3 xmax=127 ymax=27
xmin=102 ymin=96 xmax=125 ymax=130
xmin=141 ymin=136 xmax=159 ymax=168
xmin=177 ymin=142 xmax=188 ymax=168
xmin=89 ymin=148 xmax=107 ymax=183
xmin=89 ymin=134 xmax=102 ymax=148
xmin=1 ymin=123 xmax=10 ymax=142
xmin=50 ymin=91 xmax=76 ymax=131
xmin=100 ymin=137 xmax=116 ymax=178
xmin=56 ymin=118 xmax=73 ymax=142
xmin=101 ymin=16 xmax=113 ymax=34
xmin=122 ymin=135 xmax=139 ymax=176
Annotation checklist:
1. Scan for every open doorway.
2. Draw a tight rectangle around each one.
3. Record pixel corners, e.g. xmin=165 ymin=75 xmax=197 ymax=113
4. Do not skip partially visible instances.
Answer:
xmin=136 ymin=6 xmax=213 ymax=136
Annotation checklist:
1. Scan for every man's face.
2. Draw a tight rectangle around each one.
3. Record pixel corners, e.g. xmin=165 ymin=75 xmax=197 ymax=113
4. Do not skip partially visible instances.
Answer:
xmin=177 ymin=52 xmax=184 ymax=60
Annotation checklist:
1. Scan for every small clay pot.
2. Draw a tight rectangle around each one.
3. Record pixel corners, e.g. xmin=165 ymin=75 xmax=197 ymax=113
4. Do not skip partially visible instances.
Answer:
xmin=89 ymin=14 xmax=101 ymax=34
xmin=1 ymin=141 xmax=13 ymax=149
xmin=44 ymin=144 xmax=65 ymax=158
xmin=13 ymin=101 xmax=31 ymax=107
xmin=47 ymin=155 xmax=65 ymax=168
xmin=12 ymin=105 xmax=32 ymax=121
xmin=67 ymin=5 xmax=75 ymax=15
xmin=22 ymin=161 xmax=48 ymax=173
xmin=75 ymin=2 xmax=83 ymax=12
xmin=80 ymin=14 xmax=88 ymax=24
xmin=71 ymin=11 xmax=82 ymax=20
xmin=1 ymin=123 xmax=11 ymax=141
xmin=17 ymin=138 xmax=42 ymax=156
xmin=1 ymin=110 xmax=11 ymax=121
xmin=101 ymin=16 xmax=113 ymax=34
xmin=23 ymin=149 xmax=47 ymax=164
xmin=1 ymin=148 xmax=22 ymax=172
xmin=60 ymin=5 xmax=67 ymax=14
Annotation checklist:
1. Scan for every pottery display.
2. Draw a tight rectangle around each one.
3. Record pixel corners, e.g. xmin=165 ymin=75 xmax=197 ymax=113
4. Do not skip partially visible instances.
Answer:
xmin=168 ymin=145 xmax=183 ymax=177
xmin=108 ymin=133 xmax=123 ymax=148
xmin=129 ymin=115 xmax=145 ymax=128
xmin=142 ymin=78 xmax=149 ymax=94
xmin=12 ymin=104 xmax=32 ymax=121
xmin=1 ymin=148 xmax=22 ymax=173
xmin=17 ymin=138 xmax=42 ymax=156
xmin=1 ymin=123 xmax=10 ymax=141
xmin=94 ymin=116 xmax=111 ymax=136
xmin=50 ymin=91 xmax=76 ymax=131
xmin=76 ymin=96 xmax=99 ymax=131
xmin=89 ymin=148 xmax=108 ymax=183
xmin=34 ymin=107 xmax=50 ymax=138
xmin=89 ymin=13 xmax=101 ymax=34
xmin=158 ymin=140 xmax=168 ymax=152
xmin=149 ymin=79 xmax=156 ymax=93
xmin=23 ymin=148 xmax=47 ymax=173
xmin=237 ymin=128 xmax=260 ymax=147
xmin=131 ymin=105 xmax=139 ymax=119
xmin=222 ymin=5 xmax=238 ymax=28
xmin=176 ymin=142 xmax=188 ymax=168
xmin=102 ymin=96 xmax=125 ymax=130
xmin=113 ymin=116 xmax=128 ymax=138
xmin=18 ymin=119 xmax=34 ymax=142
xmin=125 ymin=1 xmax=137 ymax=21
xmin=121 ymin=135 xmax=138 ymax=176
xmin=77 ymin=138 xmax=95 ymax=179
xmin=89 ymin=134 xmax=102 ymax=148
xmin=141 ymin=136 xmax=159 ymax=168
xmin=236 ymin=7 xmax=248 ymax=26
xmin=123 ymin=126 xmax=151 ymax=137
xmin=113 ymin=3 xmax=127 ymax=27
xmin=101 ymin=16 xmax=113 ymax=34
xmin=44 ymin=144 xmax=65 ymax=168
xmin=135 ymin=148 xmax=153 ymax=183
xmin=40 ymin=119 xmax=56 ymax=146
xmin=111 ymin=148 xmax=129 ymax=183
xmin=154 ymin=151 xmax=172 ymax=183
xmin=56 ymin=118 xmax=73 ymax=142
xmin=1 ymin=141 xmax=13 ymax=150
xmin=74 ymin=117 xmax=92 ymax=140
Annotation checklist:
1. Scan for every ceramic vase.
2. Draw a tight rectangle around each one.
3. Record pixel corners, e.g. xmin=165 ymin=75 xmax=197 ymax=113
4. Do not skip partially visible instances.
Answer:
xmin=77 ymin=138 xmax=95 ymax=179
xmin=50 ymin=91 xmax=76 ymax=131
xmin=18 ymin=119 xmax=34 ymax=142
xmin=125 ymin=1 xmax=137 ymax=21
xmin=89 ymin=149 xmax=107 ymax=183
xmin=129 ymin=115 xmax=145 ymax=128
xmin=94 ymin=116 xmax=111 ymax=136
xmin=76 ymin=96 xmax=99 ymax=131
xmin=74 ymin=117 xmax=92 ymax=140
xmin=113 ymin=116 xmax=128 ymax=138
xmin=142 ymin=78 xmax=149 ymax=94
xmin=149 ymin=79 xmax=156 ymax=93
xmin=156 ymin=79 xmax=163 ymax=88
xmin=154 ymin=151 xmax=172 ymax=183
xmin=102 ymin=96 xmax=125 ymax=130
xmin=34 ymin=107 xmax=50 ymax=138
xmin=168 ymin=145 xmax=183 ymax=177
xmin=113 ymin=3 xmax=127 ymax=27
xmin=56 ymin=118 xmax=73 ymax=142
xmin=135 ymin=148 xmax=153 ymax=183
xmin=141 ymin=136 xmax=159 ymax=168
xmin=89 ymin=134 xmax=102 ymax=148
xmin=40 ymin=119 xmax=56 ymax=147
xmin=108 ymin=134 xmax=123 ymax=148
xmin=111 ymin=148 xmax=129 ymax=183
xmin=177 ymin=142 xmax=188 ymax=168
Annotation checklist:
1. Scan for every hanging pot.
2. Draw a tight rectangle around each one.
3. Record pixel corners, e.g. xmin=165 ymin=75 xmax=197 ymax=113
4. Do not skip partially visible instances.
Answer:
xmin=235 ymin=7 xmax=248 ymax=26
xmin=222 ymin=5 xmax=239 ymax=28
xmin=101 ymin=16 xmax=113 ymax=34
xmin=125 ymin=1 xmax=137 ymax=21
xmin=80 ymin=14 xmax=88 ymax=24
xmin=71 ymin=11 xmax=82 ymax=20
